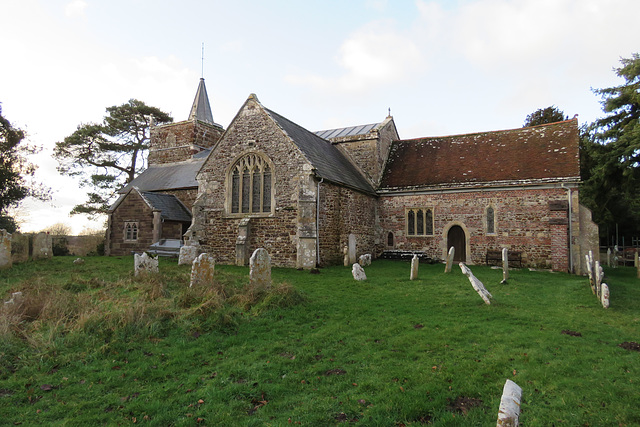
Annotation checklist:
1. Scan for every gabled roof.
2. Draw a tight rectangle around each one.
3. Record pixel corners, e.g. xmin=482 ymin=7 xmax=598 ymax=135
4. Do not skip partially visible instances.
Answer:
xmin=188 ymin=78 xmax=219 ymax=126
xmin=264 ymin=107 xmax=376 ymax=195
xmin=119 ymin=153 xmax=209 ymax=193
xmin=108 ymin=187 xmax=192 ymax=222
xmin=380 ymin=119 xmax=580 ymax=191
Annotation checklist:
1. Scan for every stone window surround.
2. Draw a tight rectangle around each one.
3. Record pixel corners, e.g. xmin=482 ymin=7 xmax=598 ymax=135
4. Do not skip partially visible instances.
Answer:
xmin=486 ymin=204 xmax=497 ymax=235
xmin=124 ymin=221 xmax=139 ymax=242
xmin=406 ymin=207 xmax=434 ymax=236
xmin=224 ymin=151 xmax=276 ymax=218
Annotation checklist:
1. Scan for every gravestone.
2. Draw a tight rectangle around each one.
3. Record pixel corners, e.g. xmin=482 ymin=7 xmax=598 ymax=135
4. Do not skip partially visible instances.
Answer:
xmin=348 ymin=234 xmax=357 ymax=265
xmin=359 ymin=254 xmax=371 ymax=267
xmin=134 ymin=252 xmax=158 ymax=276
xmin=460 ymin=262 xmax=492 ymax=305
xmin=32 ymin=232 xmax=52 ymax=260
xmin=496 ymin=379 xmax=522 ymax=427
xmin=0 ymin=229 xmax=11 ymax=269
xmin=601 ymin=283 xmax=610 ymax=309
xmin=179 ymin=244 xmax=198 ymax=265
xmin=410 ymin=254 xmax=419 ymax=280
xmin=343 ymin=246 xmax=349 ymax=267
xmin=501 ymin=247 xmax=509 ymax=283
xmin=250 ymin=248 xmax=271 ymax=289
xmin=11 ymin=232 xmax=29 ymax=264
xmin=236 ymin=218 xmax=251 ymax=266
xmin=352 ymin=263 xmax=367 ymax=281
xmin=607 ymin=248 xmax=611 ymax=267
xmin=444 ymin=246 xmax=455 ymax=273
xmin=190 ymin=253 xmax=215 ymax=288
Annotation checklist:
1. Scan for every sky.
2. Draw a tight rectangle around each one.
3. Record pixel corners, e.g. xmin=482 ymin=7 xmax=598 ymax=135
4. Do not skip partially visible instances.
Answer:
xmin=1 ymin=0 xmax=639 ymax=235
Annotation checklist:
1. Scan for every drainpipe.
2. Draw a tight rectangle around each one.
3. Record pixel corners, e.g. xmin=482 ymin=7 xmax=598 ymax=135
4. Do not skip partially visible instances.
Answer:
xmin=562 ymin=184 xmax=574 ymax=273
xmin=316 ymin=177 xmax=324 ymax=267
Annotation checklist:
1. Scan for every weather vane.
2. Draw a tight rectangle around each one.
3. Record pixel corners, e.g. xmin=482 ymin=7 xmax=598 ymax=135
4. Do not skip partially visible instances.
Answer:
xmin=201 ymin=42 xmax=205 ymax=78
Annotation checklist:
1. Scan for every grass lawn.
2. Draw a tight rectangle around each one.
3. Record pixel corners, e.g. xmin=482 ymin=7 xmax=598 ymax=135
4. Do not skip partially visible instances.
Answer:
xmin=1 ymin=257 xmax=639 ymax=426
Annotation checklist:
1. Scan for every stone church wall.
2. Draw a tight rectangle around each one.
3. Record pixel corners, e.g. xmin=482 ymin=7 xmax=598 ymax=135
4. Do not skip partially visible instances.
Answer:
xmin=149 ymin=120 xmax=223 ymax=165
xmin=318 ymin=182 xmax=378 ymax=265
xmin=107 ymin=191 xmax=154 ymax=256
xmin=193 ymin=98 xmax=317 ymax=268
xmin=379 ymin=187 xmax=574 ymax=270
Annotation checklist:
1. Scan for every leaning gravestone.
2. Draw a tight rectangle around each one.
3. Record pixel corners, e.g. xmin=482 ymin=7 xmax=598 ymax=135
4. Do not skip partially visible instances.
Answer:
xmin=410 ymin=254 xmax=419 ymax=280
xmin=343 ymin=246 xmax=349 ymax=267
xmin=444 ymin=246 xmax=455 ymax=273
xmin=32 ymin=232 xmax=52 ymax=260
xmin=501 ymin=247 xmax=509 ymax=283
xmin=352 ymin=263 xmax=367 ymax=281
xmin=359 ymin=253 xmax=371 ymax=267
xmin=179 ymin=244 xmax=198 ymax=265
xmin=250 ymin=248 xmax=271 ymax=289
xmin=496 ymin=379 xmax=522 ymax=427
xmin=460 ymin=262 xmax=492 ymax=305
xmin=0 ymin=229 xmax=11 ymax=269
xmin=190 ymin=253 xmax=215 ymax=287
xmin=134 ymin=252 xmax=158 ymax=277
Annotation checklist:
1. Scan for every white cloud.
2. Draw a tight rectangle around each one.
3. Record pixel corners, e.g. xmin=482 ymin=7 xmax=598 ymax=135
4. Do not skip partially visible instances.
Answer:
xmin=65 ymin=0 xmax=87 ymax=18
xmin=286 ymin=21 xmax=425 ymax=93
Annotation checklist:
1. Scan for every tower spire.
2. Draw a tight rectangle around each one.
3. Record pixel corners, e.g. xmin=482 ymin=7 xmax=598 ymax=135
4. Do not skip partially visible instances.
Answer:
xmin=188 ymin=78 xmax=214 ymax=124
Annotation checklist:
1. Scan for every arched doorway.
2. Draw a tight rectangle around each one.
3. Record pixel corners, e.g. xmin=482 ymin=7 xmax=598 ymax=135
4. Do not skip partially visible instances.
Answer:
xmin=447 ymin=225 xmax=466 ymax=262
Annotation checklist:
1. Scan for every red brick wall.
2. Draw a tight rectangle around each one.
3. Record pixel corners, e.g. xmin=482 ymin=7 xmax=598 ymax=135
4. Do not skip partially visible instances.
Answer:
xmin=378 ymin=187 xmax=572 ymax=270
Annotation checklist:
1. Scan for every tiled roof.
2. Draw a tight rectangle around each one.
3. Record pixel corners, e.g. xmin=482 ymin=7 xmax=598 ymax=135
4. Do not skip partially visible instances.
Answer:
xmin=139 ymin=191 xmax=192 ymax=222
xmin=118 ymin=154 xmax=209 ymax=193
xmin=188 ymin=78 xmax=220 ymax=126
xmin=265 ymin=108 xmax=376 ymax=195
xmin=380 ymin=119 xmax=580 ymax=191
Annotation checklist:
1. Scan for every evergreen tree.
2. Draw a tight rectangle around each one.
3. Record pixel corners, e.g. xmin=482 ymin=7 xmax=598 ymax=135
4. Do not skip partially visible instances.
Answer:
xmin=54 ymin=99 xmax=172 ymax=216
xmin=0 ymin=105 xmax=49 ymax=232
xmin=523 ymin=106 xmax=568 ymax=127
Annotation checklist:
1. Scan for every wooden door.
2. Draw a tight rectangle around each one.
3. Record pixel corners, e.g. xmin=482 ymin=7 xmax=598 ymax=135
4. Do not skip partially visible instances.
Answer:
xmin=447 ymin=225 xmax=466 ymax=262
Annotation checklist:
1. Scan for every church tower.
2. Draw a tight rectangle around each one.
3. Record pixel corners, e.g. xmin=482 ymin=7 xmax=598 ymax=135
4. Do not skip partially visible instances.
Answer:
xmin=148 ymin=78 xmax=224 ymax=165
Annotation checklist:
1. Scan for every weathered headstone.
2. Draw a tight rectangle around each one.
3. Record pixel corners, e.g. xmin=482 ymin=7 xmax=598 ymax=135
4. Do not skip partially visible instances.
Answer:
xmin=496 ymin=379 xmax=522 ymax=427
xmin=444 ymin=246 xmax=455 ymax=273
xmin=607 ymin=247 xmax=611 ymax=268
xmin=594 ymin=260 xmax=603 ymax=298
xmin=32 ymin=232 xmax=52 ymax=260
xmin=190 ymin=253 xmax=215 ymax=288
xmin=250 ymin=248 xmax=271 ymax=289
xmin=348 ymin=234 xmax=357 ymax=265
xmin=359 ymin=253 xmax=371 ymax=267
xmin=11 ymin=231 xmax=29 ymax=264
xmin=410 ymin=254 xmax=419 ymax=280
xmin=501 ymin=247 xmax=509 ymax=283
xmin=352 ymin=263 xmax=367 ymax=281
xmin=236 ymin=218 xmax=251 ymax=266
xmin=343 ymin=246 xmax=349 ymax=267
xmin=179 ymin=244 xmax=198 ymax=266
xmin=0 ymin=229 xmax=11 ymax=269
xmin=601 ymin=283 xmax=610 ymax=309
xmin=635 ymin=251 xmax=639 ymax=268
xmin=134 ymin=252 xmax=159 ymax=276
xmin=460 ymin=262 xmax=492 ymax=305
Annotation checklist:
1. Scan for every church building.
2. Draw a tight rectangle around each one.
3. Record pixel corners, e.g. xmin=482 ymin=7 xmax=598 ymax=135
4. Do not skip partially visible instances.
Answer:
xmin=105 ymin=79 xmax=599 ymax=274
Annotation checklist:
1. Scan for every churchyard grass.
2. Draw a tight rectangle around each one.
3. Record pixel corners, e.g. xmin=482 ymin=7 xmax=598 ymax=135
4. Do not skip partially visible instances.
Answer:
xmin=1 ymin=257 xmax=638 ymax=425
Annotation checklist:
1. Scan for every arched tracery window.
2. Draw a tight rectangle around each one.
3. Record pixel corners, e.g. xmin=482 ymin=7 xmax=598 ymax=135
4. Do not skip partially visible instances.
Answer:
xmin=229 ymin=153 xmax=272 ymax=214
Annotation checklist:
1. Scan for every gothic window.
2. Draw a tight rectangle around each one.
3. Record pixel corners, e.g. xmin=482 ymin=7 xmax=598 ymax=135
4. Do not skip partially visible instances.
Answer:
xmin=229 ymin=153 xmax=273 ymax=215
xmin=406 ymin=208 xmax=434 ymax=236
xmin=387 ymin=232 xmax=394 ymax=247
xmin=487 ymin=206 xmax=495 ymax=234
xmin=124 ymin=221 xmax=138 ymax=241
